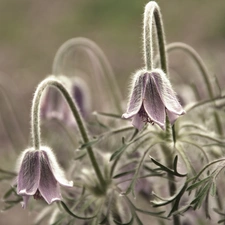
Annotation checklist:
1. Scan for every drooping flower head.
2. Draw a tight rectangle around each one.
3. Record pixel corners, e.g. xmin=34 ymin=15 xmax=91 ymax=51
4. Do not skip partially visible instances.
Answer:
xmin=41 ymin=75 xmax=91 ymax=127
xmin=122 ymin=69 xmax=185 ymax=130
xmin=16 ymin=146 xmax=73 ymax=208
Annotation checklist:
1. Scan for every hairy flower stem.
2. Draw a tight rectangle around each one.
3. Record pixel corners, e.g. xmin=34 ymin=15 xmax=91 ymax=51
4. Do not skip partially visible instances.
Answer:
xmin=166 ymin=43 xmax=223 ymax=135
xmin=144 ymin=2 xmax=176 ymax=137
xmin=144 ymin=4 xmax=179 ymax=224
xmin=162 ymin=144 xmax=180 ymax=225
xmin=143 ymin=2 xmax=168 ymax=73
xmin=166 ymin=42 xmax=214 ymax=99
xmin=144 ymin=1 xmax=177 ymax=136
xmin=31 ymin=77 xmax=105 ymax=188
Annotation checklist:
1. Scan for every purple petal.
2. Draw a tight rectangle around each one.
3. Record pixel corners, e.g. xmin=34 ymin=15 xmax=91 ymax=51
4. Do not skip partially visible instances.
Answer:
xmin=143 ymin=74 xmax=165 ymax=129
xmin=132 ymin=113 xmax=145 ymax=130
xmin=21 ymin=196 xmax=30 ymax=209
xmin=122 ymin=70 xmax=146 ymax=119
xmin=38 ymin=153 xmax=61 ymax=204
xmin=166 ymin=109 xmax=181 ymax=125
xmin=17 ymin=150 xmax=40 ymax=196
xmin=151 ymin=70 xmax=185 ymax=116
xmin=41 ymin=147 xmax=73 ymax=187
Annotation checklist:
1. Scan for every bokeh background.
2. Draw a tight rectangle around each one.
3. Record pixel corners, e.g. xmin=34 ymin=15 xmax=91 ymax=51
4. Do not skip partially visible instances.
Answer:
xmin=0 ymin=0 xmax=225 ymax=224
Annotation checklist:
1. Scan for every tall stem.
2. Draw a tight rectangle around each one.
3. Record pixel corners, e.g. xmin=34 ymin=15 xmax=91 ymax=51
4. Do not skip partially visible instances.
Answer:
xmin=144 ymin=3 xmax=179 ymax=225
xmin=144 ymin=2 xmax=175 ymax=140
xmin=143 ymin=2 xmax=168 ymax=73
xmin=31 ymin=77 xmax=105 ymax=188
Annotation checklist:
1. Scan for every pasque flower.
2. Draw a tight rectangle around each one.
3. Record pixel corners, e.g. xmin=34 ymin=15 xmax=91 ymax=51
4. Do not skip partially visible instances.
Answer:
xmin=16 ymin=146 xmax=73 ymax=208
xmin=41 ymin=76 xmax=90 ymax=127
xmin=122 ymin=69 xmax=185 ymax=130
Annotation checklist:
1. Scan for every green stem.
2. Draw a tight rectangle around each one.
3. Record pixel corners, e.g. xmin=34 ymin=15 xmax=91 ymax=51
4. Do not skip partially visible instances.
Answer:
xmin=31 ymin=76 xmax=105 ymax=188
xmin=144 ymin=4 xmax=179 ymax=224
xmin=161 ymin=144 xmax=180 ymax=225
xmin=143 ymin=2 xmax=168 ymax=73
xmin=144 ymin=1 xmax=170 ymax=135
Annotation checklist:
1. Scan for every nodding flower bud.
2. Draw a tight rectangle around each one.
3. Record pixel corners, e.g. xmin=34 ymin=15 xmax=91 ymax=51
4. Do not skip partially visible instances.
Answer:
xmin=65 ymin=76 xmax=91 ymax=123
xmin=122 ymin=68 xmax=185 ymax=130
xmin=41 ymin=75 xmax=91 ymax=127
xmin=41 ymin=76 xmax=70 ymax=121
xmin=16 ymin=146 xmax=73 ymax=208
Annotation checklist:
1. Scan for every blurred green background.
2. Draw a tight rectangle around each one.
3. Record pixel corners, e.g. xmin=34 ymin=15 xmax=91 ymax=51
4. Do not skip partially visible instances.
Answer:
xmin=0 ymin=0 xmax=225 ymax=224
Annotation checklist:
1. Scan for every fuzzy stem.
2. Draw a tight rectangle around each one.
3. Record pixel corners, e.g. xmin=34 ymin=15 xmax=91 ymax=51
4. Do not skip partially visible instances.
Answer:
xmin=166 ymin=42 xmax=214 ymax=99
xmin=162 ymin=145 xmax=180 ymax=225
xmin=52 ymin=37 xmax=123 ymax=113
xmin=143 ymin=2 xmax=168 ymax=73
xmin=166 ymin=43 xmax=223 ymax=135
xmin=144 ymin=1 xmax=171 ymax=136
xmin=31 ymin=76 xmax=105 ymax=187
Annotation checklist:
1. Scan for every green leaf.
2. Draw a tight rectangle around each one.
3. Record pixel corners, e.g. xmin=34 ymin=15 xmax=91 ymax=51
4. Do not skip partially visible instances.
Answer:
xmin=129 ymin=128 xmax=139 ymax=141
xmin=3 ymin=186 xmax=17 ymax=199
xmin=78 ymin=197 xmax=96 ymax=212
xmin=210 ymin=181 xmax=216 ymax=196
xmin=93 ymin=111 xmax=122 ymax=119
xmin=150 ymin=156 xmax=186 ymax=177
xmin=134 ymin=213 xmax=143 ymax=225
xmin=99 ymin=216 xmax=108 ymax=224
xmin=60 ymin=201 xmax=98 ymax=220
xmin=173 ymin=155 xmax=187 ymax=177
xmin=113 ymin=169 xmax=135 ymax=179
xmin=190 ymin=182 xmax=211 ymax=209
xmin=0 ymin=168 xmax=16 ymax=176
xmin=113 ymin=216 xmax=134 ymax=225
xmin=125 ymin=149 xmax=150 ymax=197
xmin=213 ymin=208 xmax=225 ymax=216
xmin=78 ymin=139 xmax=99 ymax=150
xmin=168 ymin=182 xmax=188 ymax=216
xmin=152 ymin=182 xmax=187 ymax=210
xmin=187 ymin=176 xmax=211 ymax=192
xmin=50 ymin=217 xmax=64 ymax=225
xmin=150 ymin=157 xmax=174 ymax=174
xmin=110 ymin=145 xmax=127 ymax=162
xmin=134 ymin=207 xmax=166 ymax=217
xmin=1 ymin=204 xmax=16 ymax=211
xmin=175 ymin=143 xmax=196 ymax=176
xmin=74 ymin=151 xmax=87 ymax=160
xmin=187 ymin=95 xmax=225 ymax=112
xmin=180 ymin=140 xmax=209 ymax=163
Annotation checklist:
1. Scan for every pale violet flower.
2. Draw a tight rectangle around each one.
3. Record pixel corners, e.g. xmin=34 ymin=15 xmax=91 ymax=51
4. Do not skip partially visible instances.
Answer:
xmin=122 ymin=69 xmax=185 ymax=130
xmin=16 ymin=146 xmax=73 ymax=208
xmin=41 ymin=76 xmax=90 ymax=127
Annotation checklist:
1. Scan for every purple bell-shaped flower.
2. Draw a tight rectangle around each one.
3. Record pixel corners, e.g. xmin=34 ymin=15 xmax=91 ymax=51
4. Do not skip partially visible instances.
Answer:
xmin=122 ymin=69 xmax=185 ymax=130
xmin=16 ymin=146 xmax=73 ymax=208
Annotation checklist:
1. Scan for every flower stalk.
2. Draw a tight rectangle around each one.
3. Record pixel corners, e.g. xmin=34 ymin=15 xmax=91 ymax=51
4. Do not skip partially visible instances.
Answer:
xmin=31 ymin=77 xmax=105 ymax=188
xmin=143 ymin=2 xmax=168 ymax=73
xmin=144 ymin=2 xmax=181 ymax=225
xmin=166 ymin=42 xmax=214 ymax=99
xmin=166 ymin=42 xmax=223 ymax=135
